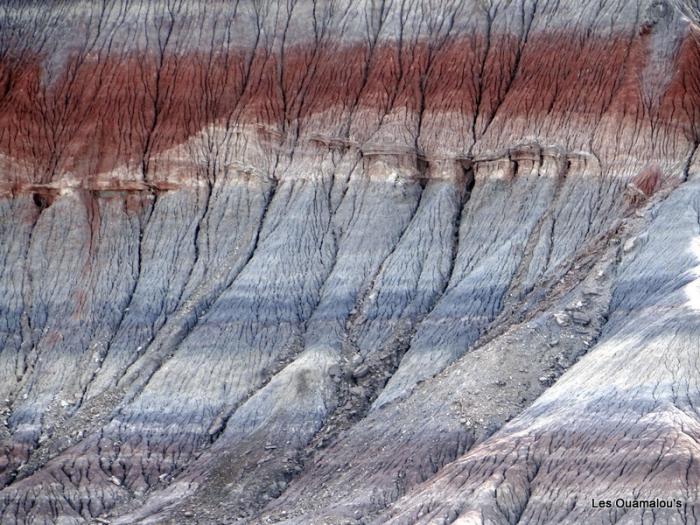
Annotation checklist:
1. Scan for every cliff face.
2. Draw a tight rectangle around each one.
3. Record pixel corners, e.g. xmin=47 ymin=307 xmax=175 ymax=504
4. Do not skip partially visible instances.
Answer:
xmin=0 ymin=1 xmax=699 ymax=524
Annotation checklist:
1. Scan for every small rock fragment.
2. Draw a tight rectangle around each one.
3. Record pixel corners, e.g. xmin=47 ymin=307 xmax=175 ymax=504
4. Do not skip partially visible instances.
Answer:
xmin=352 ymin=365 xmax=369 ymax=379
xmin=554 ymin=313 xmax=569 ymax=326
xmin=571 ymin=312 xmax=590 ymax=325
xmin=538 ymin=375 xmax=555 ymax=386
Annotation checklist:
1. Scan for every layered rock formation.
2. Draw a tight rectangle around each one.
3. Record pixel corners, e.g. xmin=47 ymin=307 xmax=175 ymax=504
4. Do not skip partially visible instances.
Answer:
xmin=1 ymin=0 xmax=700 ymax=523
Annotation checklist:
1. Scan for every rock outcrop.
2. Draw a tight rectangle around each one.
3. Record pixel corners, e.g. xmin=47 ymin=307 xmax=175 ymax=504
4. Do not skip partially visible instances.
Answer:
xmin=1 ymin=0 xmax=700 ymax=524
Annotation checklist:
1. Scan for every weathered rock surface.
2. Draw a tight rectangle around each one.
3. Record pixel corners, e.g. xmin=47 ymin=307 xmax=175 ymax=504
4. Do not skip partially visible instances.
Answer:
xmin=0 ymin=0 xmax=699 ymax=524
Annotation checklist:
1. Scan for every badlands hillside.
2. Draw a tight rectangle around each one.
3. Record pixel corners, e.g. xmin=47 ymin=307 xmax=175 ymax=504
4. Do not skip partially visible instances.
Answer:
xmin=1 ymin=0 xmax=700 ymax=523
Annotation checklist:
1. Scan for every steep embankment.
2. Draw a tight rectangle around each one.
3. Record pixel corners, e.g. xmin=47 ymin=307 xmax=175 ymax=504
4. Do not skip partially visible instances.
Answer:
xmin=0 ymin=1 xmax=699 ymax=524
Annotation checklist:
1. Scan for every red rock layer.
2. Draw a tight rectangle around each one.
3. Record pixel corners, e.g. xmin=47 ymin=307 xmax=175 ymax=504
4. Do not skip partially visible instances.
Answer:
xmin=0 ymin=28 xmax=698 ymax=187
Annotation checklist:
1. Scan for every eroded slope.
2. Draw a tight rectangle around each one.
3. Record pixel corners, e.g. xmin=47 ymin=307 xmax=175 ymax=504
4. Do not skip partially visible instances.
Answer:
xmin=0 ymin=1 xmax=699 ymax=524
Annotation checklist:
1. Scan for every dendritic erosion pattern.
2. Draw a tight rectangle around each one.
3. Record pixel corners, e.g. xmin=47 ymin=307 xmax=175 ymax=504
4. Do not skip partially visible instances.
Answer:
xmin=1 ymin=1 xmax=700 ymax=524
